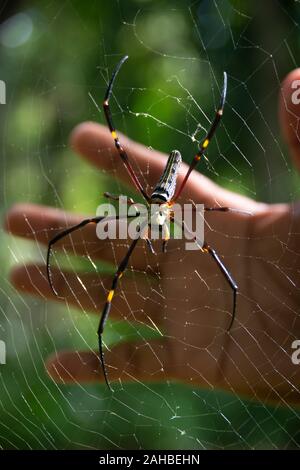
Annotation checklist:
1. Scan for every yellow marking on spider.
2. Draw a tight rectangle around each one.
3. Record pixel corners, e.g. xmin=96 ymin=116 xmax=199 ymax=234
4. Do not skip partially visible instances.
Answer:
xmin=111 ymin=130 xmax=117 ymax=139
xmin=202 ymin=138 xmax=209 ymax=149
xmin=107 ymin=290 xmax=114 ymax=302
xmin=118 ymin=272 xmax=123 ymax=279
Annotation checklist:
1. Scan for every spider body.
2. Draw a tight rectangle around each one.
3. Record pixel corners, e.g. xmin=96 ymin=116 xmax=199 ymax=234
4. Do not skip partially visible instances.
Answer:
xmin=46 ymin=55 xmax=241 ymax=391
xmin=151 ymin=149 xmax=182 ymax=203
xmin=145 ymin=149 xmax=182 ymax=247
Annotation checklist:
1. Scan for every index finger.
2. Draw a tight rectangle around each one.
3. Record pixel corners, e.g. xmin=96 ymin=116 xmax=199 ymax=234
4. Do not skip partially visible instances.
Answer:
xmin=70 ymin=122 xmax=261 ymax=210
xmin=70 ymin=121 xmax=166 ymax=195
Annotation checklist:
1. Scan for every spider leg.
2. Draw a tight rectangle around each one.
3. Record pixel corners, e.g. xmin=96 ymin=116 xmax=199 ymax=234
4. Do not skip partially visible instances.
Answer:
xmin=104 ymin=192 xmax=136 ymax=205
xmin=171 ymin=216 xmax=237 ymax=330
xmin=161 ymin=223 xmax=170 ymax=253
xmin=97 ymin=236 xmax=140 ymax=390
xmin=204 ymin=206 xmax=252 ymax=215
xmin=173 ymin=71 xmax=227 ymax=202
xmin=103 ymin=56 xmax=150 ymax=203
xmin=46 ymin=214 xmax=136 ymax=297
xmin=146 ymin=236 xmax=156 ymax=255
xmin=205 ymin=207 xmax=231 ymax=212
xmin=47 ymin=216 xmax=105 ymax=297
xmin=203 ymin=242 xmax=238 ymax=331
xmin=104 ymin=192 xmax=142 ymax=221
xmin=185 ymin=200 xmax=252 ymax=216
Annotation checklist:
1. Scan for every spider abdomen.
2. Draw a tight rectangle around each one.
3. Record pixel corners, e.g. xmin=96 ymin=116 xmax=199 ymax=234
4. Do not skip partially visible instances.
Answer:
xmin=151 ymin=150 xmax=182 ymax=203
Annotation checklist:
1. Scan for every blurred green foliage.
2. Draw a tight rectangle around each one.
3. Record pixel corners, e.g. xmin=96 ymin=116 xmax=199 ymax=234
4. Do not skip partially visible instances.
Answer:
xmin=0 ymin=0 xmax=300 ymax=449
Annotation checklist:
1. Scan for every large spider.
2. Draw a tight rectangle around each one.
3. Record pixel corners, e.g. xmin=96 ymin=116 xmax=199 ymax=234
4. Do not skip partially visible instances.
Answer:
xmin=47 ymin=56 xmax=239 ymax=390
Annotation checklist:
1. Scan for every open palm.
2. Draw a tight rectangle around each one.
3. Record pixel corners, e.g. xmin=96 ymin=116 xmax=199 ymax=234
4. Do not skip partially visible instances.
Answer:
xmin=5 ymin=68 xmax=300 ymax=405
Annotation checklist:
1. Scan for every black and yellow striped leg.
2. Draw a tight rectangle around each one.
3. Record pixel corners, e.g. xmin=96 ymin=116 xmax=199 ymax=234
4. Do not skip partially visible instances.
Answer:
xmin=173 ymin=71 xmax=227 ymax=202
xmin=205 ymin=207 xmax=231 ymax=213
xmin=161 ymin=223 xmax=170 ymax=253
xmin=103 ymin=56 xmax=150 ymax=203
xmin=46 ymin=215 xmax=137 ymax=297
xmin=204 ymin=207 xmax=252 ymax=215
xmin=47 ymin=216 xmax=106 ymax=297
xmin=203 ymin=242 xmax=238 ymax=331
xmin=98 ymin=236 xmax=140 ymax=390
xmin=171 ymin=216 xmax=237 ymax=331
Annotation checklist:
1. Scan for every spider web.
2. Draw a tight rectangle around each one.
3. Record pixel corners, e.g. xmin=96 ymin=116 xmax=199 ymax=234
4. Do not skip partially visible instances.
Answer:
xmin=1 ymin=0 xmax=300 ymax=450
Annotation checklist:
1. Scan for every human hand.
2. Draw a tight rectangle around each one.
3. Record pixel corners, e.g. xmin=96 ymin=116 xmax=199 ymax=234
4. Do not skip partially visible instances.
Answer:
xmin=4 ymin=68 xmax=300 ymax=404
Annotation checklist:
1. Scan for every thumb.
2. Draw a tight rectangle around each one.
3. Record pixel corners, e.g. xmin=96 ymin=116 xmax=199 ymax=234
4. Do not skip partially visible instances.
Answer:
xmin=279 ymin=68 xmax=300 ymax=172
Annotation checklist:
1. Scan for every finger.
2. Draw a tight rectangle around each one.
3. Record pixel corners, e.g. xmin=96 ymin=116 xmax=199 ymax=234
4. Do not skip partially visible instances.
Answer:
xmin=10 ymin=264 xmax=163 ymax=322
xmin=46 ymin=341 xmax=233 ymax=387
xmin=46 ymin=341 xmax=170 ymax=384
xmin=70 ymin=121 xmax=166 ymax=194
xmin=279 ymin=68 xmax=300 ymax=172
xmin=71 ymin=122 xmax=262 ymax=210
xmin=4 ymin=203 xmax=154 ymax=270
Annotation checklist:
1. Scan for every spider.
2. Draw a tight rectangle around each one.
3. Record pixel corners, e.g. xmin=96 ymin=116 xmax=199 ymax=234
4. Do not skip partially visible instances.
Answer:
xmin=47 ymin=55 xmax=240 ymax=391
